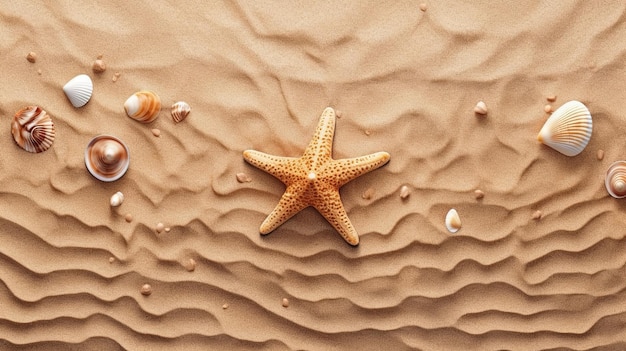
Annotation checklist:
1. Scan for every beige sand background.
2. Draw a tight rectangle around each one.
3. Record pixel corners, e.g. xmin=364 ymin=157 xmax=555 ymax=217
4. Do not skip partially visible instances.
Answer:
xmin=1 ymin=1 xmax=625 ymax=350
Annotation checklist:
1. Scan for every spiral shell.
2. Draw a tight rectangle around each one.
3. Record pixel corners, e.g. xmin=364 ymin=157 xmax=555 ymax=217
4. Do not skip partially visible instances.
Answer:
xmin=124 ymin=90 xmax=161 ymax=123
xmin=11 ymin=106 xmax=55 ymax=153
xmin=85 ymin=135 xmax=130 ymax=182
xmin=63 ymin=74 xmax=93 ymax=108
xmin=605 ymin=161 xmax=626 ymax=198
xmin=171 ymin=101 xmax=191 ymax=123
xmin=537 ymin=100 xmax=592 ymax=157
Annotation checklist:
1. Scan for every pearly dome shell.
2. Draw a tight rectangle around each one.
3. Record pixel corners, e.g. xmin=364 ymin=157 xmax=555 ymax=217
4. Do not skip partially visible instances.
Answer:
xmin=63 ymin=74 xmax=93 ymax=108
xmin=605 ymin=161 xmax=626 ymax=198
xmin=445 ymin=208 xmax=461 ymax=233
xmin=124 ymin=90 xmax=161 ymax=123
xmin=171 ymin=101 xmax=191 ymax=123
xmin=11 ymin=106 xmax=55 ymax=153
xmin=537 ymin=100 xmax=592 ymax=157
xmin=85 ymin=135 xmax=130 ymax=182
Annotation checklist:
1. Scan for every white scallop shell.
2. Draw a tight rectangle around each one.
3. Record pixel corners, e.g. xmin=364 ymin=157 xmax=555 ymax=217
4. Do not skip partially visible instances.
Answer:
xmin=605 ymin=161 xmax=626 ymax=199
xmin=63 ymin=74 xmax=93 ymax=108
xmin=445 ymin=208 xmax=461 ymax=233
xmin=537 ymin=100 xmax=592 ymax=157
xmin=110 ymin=191 xmax=124 ymax=207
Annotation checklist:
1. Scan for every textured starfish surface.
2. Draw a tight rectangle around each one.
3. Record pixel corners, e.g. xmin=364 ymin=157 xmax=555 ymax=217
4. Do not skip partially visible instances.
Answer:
xmin=243 ymin=107 xmax=390 ymax=246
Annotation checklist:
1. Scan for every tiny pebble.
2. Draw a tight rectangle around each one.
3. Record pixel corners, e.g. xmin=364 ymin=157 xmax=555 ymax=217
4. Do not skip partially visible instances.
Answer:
xmin=151 ymin=128 xmax=161 ymax=137
xmin=419 ymin=3 xmax=427 ymax=11
xmin=108 ymin=257 xmax=115 ymax=263
xmin=185 ymin=258 xmax=196 ymax=272
xmin=92 ymin=59 xmax=106 ymax=73
xmin=97 ymin=53 xmax=104 ymax=59
xmin=124 ymin=213 xmax=133 ymax=222
xmin=532 ymin=210 xmax=542 ymax=220
xmin=335 ymin=109 xmax=342 ymax=118
xmin=544 ymin=104 xmax=552 ymax=113
xmin=362 ymin=188 xmax=374 ymax=200
xmin=222 ymin=303 xmax=229 ymax=310
xmin=37 ymin=69 xmax=42 ymax=75
xmin=26 ymin=52 xmax=37 ymax=63
xmin=364 ymin=130 xmax=371 ymax=136
xmin=282 ymin=298 xmax=289 ymax=308
xmin=141 ymin=284 xmax=152 ymax=296
xmin=112 ymin=72 xmax=120 ymax=82
xmin=547 ymin=95 xmax=557 ymax=102
xmin=474 ymin=101 xmax=488 ymax=115
xmin=474 ymin=189 xmax=485 ymax=199
xmin=597 ymin=149 xmax=604 ymax=160
xmin=164 ymin=227 xmax=171 ymax=233
xmin=156 ymin=222 xmax=165 ymax=233
xmin=399 ymin=185 xmax=410 ymax=199
xmin=236 ymin=172 xmax=252 ymax=183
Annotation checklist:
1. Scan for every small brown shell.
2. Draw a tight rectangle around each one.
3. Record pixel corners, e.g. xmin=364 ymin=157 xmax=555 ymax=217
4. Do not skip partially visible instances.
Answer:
xmin=171 ymin=101 xmax=191 ymax=123
xmin=85 ymin=135 xmax=130 ymax=182
xmin=11 ymin=106 xmax=55 ymax=153
xmin=605 ymin=161 xmax=626 ymax=198
xmin=124 ymin=90 xmax=161 ymax=123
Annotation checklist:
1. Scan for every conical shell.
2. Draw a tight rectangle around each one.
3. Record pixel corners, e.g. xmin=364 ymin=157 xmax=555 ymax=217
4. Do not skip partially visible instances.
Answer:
xmin=85 ymin=135 xmax=130 ymax=182
xmin=171 ymin=101 xmax=191 ymax=123
xmin=537 ymin=100 xmax=592 ymax=156
xmin=445 ymin=208 xmax=461 ymax=233
xmin=124 ymin=90 xmax=161 ymax=123
xmin=11 ymin=106 xmax=55 ymax=153
xmin=63 ymin=74 xmax=93 ymax=108
xmin=605 ymin=161 xmax=626 ymax=198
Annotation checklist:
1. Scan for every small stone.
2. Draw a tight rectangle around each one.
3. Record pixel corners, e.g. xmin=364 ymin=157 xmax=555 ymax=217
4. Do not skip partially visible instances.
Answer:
xmin=547 ymin=95 xmax=557 ymax=102
xmin=26 ymin=52 xmax=37 ymax=63
xmin=108 ymin=257 xmax=115 ymax=263
xmin=222 ymin=303 xmax=229 ymax=310
xmin=156 ymin=222 xmax=165 ymax=233
xmin=362 ymin=188 xmax=374 ymax=200
xmin=112 ymin=72 xmax=120 ymax=82
xmin=419 ymin=3 xmax=427 ymax=11
xmin=597 ymin=149 xmax=604 ymax=161
xmin=124 ymin=213 xmax=133 ymax=222
xmin=236 ymin=172 xmax=252 ymax=183
xmin=185 ymin=258 xmax=196 ymax=272
xmin=474 ymin=101 xmax=488 ymax=115
xmin=97 ymin=53 xmax=104 ymax=59
xmin=335 ymin=109 xmax=342 ymax=118
xmin=364 ymin=130 xmax=371 ymax=136
xmin=140 ymin=284 xmax=152 ymax=296
xmin=92 ymin=59 xmax=106 ymax=73
xmin=164 ymin=227 xmax=171 ymax=233
xmin=474 ymin=189 xmax=485 ymax=199
xmin=37 ymin=69 xmax=42 ymax=75
xmin=544 ymin=104 xmax=552 ymax=113
xmin=399 ymin=185 xmax=410 ymax=199
xmin=532 ymin=210 xmax=542 ymax=220
xmin=282 ymin=298 xmax=289 ymax=308
xmin=151 ymin=128 xmax=161 ymax=137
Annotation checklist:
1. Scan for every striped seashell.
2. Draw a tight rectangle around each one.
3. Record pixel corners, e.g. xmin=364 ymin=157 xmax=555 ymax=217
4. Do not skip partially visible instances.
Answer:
xmin=124 ymin=90 xmax=161 ymax=123
xmin=63 ymin=74 xmax=93 ymax=108
xmin=445 ymin=208 xmax=461 ymax=233
xmin=11 ymin=106 xmax=55 ymax=153
xmin=605 ymin=161 xmax=626 ymax=198
xmin=171 ymin=101 xmax=191 ymax=123
xmin=85 ymin=135 xmax=130 ymax=182
xmin=537 ymin=100 xmax=592 ymax=156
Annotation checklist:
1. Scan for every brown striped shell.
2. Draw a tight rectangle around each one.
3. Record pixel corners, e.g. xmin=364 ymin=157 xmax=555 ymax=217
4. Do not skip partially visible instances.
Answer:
xmin=124 ymin=90 xmax=161 ymax=123
xmin=11 ymin=106 xmax=55 ymax=153
xmin=605 ymin=161 xmax=626 ymax=198
xmin=170 ymin=101 xmax=191 ymax=123
xmin=85 ymin=135 xmax=130 ymax=182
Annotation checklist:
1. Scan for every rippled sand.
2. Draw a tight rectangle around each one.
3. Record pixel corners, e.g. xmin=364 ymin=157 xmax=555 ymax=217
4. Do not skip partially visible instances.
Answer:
xmin=1 ymin=1 xmax=625 ymax=350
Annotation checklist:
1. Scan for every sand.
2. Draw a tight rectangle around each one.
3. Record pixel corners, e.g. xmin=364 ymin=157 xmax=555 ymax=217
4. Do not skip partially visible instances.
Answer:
xmin=1 ymin=1 xmax=625 ymax=350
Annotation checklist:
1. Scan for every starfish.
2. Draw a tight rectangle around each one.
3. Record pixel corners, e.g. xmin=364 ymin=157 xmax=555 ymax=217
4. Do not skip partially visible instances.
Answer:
xmin=243 ymin=107 xmax=390 ymax=246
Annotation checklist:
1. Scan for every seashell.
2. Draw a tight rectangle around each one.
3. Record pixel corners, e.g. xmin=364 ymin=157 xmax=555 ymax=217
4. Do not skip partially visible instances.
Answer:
xmin=605 ymin=161 xmax=626 ymax=198
xmin=11 ymin=106 xmax=55 ymax=153
xmin=63 ymin=74 xmax=93 ymax=108
xmin=85 ymin=135 xmax=130 ymax=182
xmin=171 ymin=101 xmax=191 ymax=123
xmin=474 ymin=101 xmax=488 ymax=115
xmin=537 ymin=100 xmax=592 ymax=156
xmin=110 ymin=191 xmax=124 ymax=207
xmin=445 ymin=208 xmax=461 ymax=233
xmin=124 ymin=90 xmax=161 ymax=123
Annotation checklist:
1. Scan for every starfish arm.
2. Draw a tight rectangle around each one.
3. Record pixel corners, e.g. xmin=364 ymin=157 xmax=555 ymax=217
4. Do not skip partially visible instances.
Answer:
xmin=301 ymin=107 xmax=336 ymax=169
xmin=243 ymin=150 xmax=300 ymax=184
xmin=259 ymin=188 xmax=309 ymax=234
xmin=312 ymin=187 xmax=359 ymax=246
xmin=324 ymin=151 xmax=390 ymax=187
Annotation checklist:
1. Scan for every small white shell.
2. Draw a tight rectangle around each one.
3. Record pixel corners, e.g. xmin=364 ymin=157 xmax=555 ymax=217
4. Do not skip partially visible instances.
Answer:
xmin=474 ymin=101 xmax=488 ymax=115
xmin=605 ymin=161 xmax=626 ymax=198
xmin=445 ymin=209 xmax=461 ymax=233
xmin=63 ymin=74 xmax=93 ymax=108
xmin=124 ymin=90 xmax=161 ymax=123
xmin=171 ymin=101 xmax=191 ymax=123
xmin=537 ymin=100 xmax=592 ymax=156
xmin=110 ymin=191 xmax=124 ymax=207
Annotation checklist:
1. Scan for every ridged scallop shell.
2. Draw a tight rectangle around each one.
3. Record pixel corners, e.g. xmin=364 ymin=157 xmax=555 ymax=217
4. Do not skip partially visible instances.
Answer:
xmin=124 ymin=90 xmax=161 ymax=123
xmin=11 ymin=106 xmax=55 ymax=153
xmin=537 ymin=100 xmax=592 ymax=156
xmin=445 ymin=208 xmax=461 ymax=233
xmin=605 ymin=161 xmax=626 ymax=198
xmin=85 ymin=135 xmax=130 ymax=182
xmin=63 ymin=74 xmax=93 ymax=108
xmin=171 ymin=101 xmax=191 ymax=123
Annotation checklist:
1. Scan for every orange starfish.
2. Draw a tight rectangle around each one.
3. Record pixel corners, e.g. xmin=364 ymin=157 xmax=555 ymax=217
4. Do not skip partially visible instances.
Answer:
xmin=243 ymin=107 xmax=390 ymax=246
